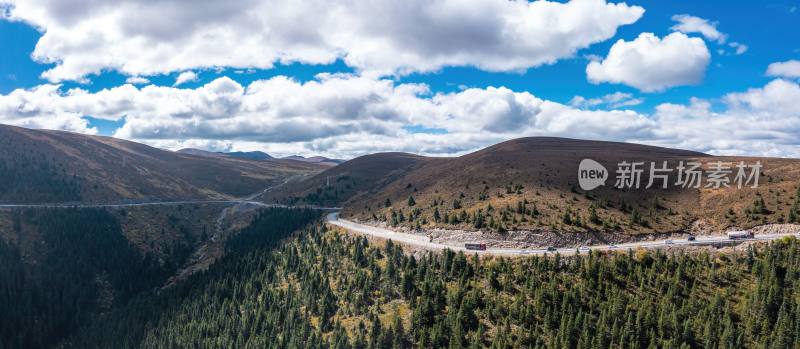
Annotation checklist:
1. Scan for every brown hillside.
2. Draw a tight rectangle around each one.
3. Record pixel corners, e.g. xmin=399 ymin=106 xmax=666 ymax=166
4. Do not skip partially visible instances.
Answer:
xmin=0 ymin=124 xmax=326 ymax=203
xmin=266 ymin=137 xmax=800 ymax=235
xmin=262 ymin=152 xmax=432 ymax=207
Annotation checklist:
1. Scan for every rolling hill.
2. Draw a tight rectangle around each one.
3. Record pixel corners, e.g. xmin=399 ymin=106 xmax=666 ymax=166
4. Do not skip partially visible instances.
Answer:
xmin=177 ymin=148 xmax=275 ymax=161
xmin=0 ymin=124 xmax=327 ymax=203
xmin=262 ymin=152 xmax=432 ymax=206
xmin=282 ymin=155 xmax=345 ymax=166
xmin=264 ymin=137 xmax=800 ymax=235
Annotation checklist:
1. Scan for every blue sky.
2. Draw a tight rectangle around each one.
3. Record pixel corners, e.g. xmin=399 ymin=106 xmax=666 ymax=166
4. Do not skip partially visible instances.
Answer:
xmin=0 ymin=0 xmax=799 ymax=158
xmin=3 ymin=1 xmax=796 ymax=109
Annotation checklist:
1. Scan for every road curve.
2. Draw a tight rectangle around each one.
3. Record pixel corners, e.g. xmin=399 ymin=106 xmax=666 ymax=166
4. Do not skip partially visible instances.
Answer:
xmin=3 ymin=202 xmax=794 ymax=256
xmin=325 ymin=212 xmax=800 ymax=256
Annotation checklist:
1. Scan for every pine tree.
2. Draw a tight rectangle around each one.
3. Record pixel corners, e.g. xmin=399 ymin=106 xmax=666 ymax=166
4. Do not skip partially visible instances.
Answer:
xmin=589 ymin=205 xmax=601 ymax=224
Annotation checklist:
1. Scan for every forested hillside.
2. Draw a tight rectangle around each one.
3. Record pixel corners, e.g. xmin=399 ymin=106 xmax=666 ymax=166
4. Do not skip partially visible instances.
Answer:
xmin=0 ymin=209 xmax=169 ymax=348
xmin=69 ymin=217 xmax=800 ymax=348
xmin=0 ymin=207 xmax=322 ymax=349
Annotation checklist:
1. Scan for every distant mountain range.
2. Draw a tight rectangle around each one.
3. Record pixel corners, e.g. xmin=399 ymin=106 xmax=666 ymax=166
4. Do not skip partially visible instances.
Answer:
xmin=177 ymin=148 xmax=344 ymax=166
xmin=282 ymin=155 xmax=345 ymax=166
xmin=4 ymin=123 xmax=799 ymax=236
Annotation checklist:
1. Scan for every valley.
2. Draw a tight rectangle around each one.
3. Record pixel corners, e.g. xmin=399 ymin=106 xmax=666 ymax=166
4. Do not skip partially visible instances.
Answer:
xmin=3 ymin=126 xmax=800 ymax=348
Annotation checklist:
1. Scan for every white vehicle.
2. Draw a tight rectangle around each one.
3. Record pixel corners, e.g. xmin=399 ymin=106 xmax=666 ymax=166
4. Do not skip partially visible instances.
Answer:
xmin=664 ymin=240 xmax=674 ymax=245
xmin=727 ymin=230 xmax=753 ymax=240
xmin=579 ymin=246 xmax=591 ymax=252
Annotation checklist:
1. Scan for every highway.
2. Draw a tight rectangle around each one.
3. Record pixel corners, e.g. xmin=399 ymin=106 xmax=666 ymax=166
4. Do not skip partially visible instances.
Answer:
xmin=0 ymin=200 xmax=253 ymax=209
xmin=3 ymin=200 xmax=796 ymax=256
xmin=0 ymin=200 xmax=340 ymax=210
xmin=325 ymin=212 xmax=800 ymax=256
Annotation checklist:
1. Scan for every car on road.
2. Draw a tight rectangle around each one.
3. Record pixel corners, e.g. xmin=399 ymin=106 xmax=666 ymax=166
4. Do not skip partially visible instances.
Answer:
xmin=687 ymin=235 xmax=696 ymax=241
xmin=546 ymin=246 xmax=557 ymax=252
xmin=579 ymin=246 xmax=591 ymax=252
xmin=664 ymin=240 xmax=674 ymax=245
xmin=465 ymin=243 xmax=487 ymax=251
xmin=727 ymin=230 xmax=753 ymax=240
xmin=608 ymin=245 xmax=618 ymax=249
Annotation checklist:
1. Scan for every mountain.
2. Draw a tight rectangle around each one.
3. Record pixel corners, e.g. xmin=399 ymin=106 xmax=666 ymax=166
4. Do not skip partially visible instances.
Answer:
xmin=226 ymin=151 xmax=273 ymax=160
xmin=283 ymin=155 xmax=345 ymax=166
xmin=177 ymin=148 xmax=273 ymax=160
xmin=175 ymin=148 xmax=224 ymax=158
xmin=264 ymin=137 xmax=800 ymax=234
xmin=0 ymin=124 xmax=327 ymax=203
xmin=3 ymin=131 xmax=800 ymax=348
xmin=263 ymin=152 xmax=431 ymax=205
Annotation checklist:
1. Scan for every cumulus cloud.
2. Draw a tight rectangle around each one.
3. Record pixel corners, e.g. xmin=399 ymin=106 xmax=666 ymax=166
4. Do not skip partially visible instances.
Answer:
xmin=670 ymin=14 xmax=726 ymax=43
xmin=569 ymin=92 xmax=643 ymax=109
xmin=173 ymin=71 xmax=198 ymax=86
xmin=2 ymin=75 xmax=800 ymax=158
xmin=0 ymin=84 xmax=97 ymax=134
xmin=586 ymin=32 xmax=711 ymax=92
xmin=125 ymin=76 xmax=150 ymax=85
xmin=670 ymin=14 xmax=746 ymax=56
xmin=1 ymin=0 xmax=644 ymax=81
xmin=766 ymin=60 xmax=800 ymax=79
xmin=650 ymin=79 xmax=800 ymax=156
xmin=0 ymin=74 xmax=653 ymax=157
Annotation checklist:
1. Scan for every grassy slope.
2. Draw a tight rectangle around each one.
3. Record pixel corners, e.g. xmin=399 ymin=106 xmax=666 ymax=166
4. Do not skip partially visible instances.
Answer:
xmin=0 ymin=124 xmax=326 ymax=203
xmin=268 ymin=137 xmax=800 ymax=235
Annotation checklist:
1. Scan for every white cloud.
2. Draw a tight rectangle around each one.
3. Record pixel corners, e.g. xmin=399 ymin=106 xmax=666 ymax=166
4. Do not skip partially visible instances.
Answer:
xmin=650 ymin=79 xmax=800 ymax=157
xmin=1 ymin=0 xmax=644 ymax=82
xmin=670 ymin=14 xmax=726 ymax=44
xmin=0 ymin=84 xmax=97 ymax=134
xmin=586 ymin=32 xmax=710 ymax=92
xmin=173 ymin=71 xmax=198 ymax=86
xmin=728 ymin=42 xmax=748 ymax=55
xmin=125 ymin=76 xmax=150 ymax=85
xmin=766 ymin=60 xmax=800 ymax=79
xmin=670 ymin=14 xmax=746 ymax=56
xmin=2 ymin=75 xmax=800 ymax=158
xmin=569 ymin=91 xmax=643 ymax=109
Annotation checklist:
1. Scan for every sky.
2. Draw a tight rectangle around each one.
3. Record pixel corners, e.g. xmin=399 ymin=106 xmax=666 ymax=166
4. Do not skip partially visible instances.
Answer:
xmin=0 ymin=0 xmax=799 ymax=159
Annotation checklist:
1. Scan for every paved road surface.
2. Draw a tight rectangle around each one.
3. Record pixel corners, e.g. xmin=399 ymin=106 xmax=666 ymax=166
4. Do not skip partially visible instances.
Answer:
xmin=326 ymin=212 xmax=800 ymax=256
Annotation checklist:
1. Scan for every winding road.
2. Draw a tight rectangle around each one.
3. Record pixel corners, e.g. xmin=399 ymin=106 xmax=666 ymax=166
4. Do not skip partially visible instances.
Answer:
xmin=325 ymin=212 xmax=800 ymax=256
xmin=3 ymin=199 xmax=797 ymax=257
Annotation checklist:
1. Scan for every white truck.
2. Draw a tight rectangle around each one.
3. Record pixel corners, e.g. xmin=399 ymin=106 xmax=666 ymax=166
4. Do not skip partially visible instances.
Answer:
xmin=727 ymin=230 xmax=753 ymax=240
